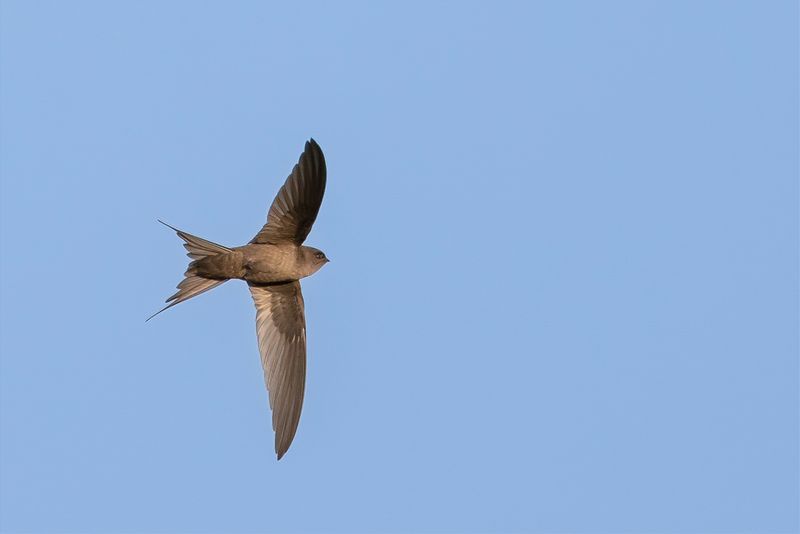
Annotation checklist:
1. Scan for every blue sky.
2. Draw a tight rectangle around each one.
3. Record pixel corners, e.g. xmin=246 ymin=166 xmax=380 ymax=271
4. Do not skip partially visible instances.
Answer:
xmin=0 ymin=1 xmax=797 ymax=532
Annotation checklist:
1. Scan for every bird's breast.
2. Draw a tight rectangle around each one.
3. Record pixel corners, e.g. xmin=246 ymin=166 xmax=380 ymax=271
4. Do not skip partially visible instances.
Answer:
xmin=238 ymin=244 xmax=301 ymax=284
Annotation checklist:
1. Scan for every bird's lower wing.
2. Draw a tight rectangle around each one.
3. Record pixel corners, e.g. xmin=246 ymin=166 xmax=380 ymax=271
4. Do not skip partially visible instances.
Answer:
xmin=249 ymin=281 xmax=307 ymax=460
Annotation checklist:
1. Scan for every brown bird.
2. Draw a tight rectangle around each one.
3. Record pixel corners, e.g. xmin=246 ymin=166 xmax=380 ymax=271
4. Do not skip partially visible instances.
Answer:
xmin=150 ymin=139 xmax=329 ymax=460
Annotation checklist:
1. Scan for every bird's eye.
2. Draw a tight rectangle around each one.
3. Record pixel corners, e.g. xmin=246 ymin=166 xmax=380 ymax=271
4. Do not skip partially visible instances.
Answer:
xmin=315 ymin=252 xmax=325 ymax=259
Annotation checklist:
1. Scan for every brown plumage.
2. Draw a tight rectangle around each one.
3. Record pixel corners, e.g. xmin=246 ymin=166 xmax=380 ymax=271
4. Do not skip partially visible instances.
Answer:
xmin=149 ymin=139 xmax=329 ymax=460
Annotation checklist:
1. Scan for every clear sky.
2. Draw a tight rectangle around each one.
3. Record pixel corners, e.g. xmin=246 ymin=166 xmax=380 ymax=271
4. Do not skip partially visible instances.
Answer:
xmin=0 ymin=1 xmax=797 ymax=533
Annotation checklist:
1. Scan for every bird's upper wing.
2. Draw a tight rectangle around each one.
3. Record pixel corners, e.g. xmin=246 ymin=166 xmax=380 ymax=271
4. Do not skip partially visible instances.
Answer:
xmin=249 ymin=281 xmax=307 ymax=460
xmin=251 ymin=139 xmax=326 ymax=245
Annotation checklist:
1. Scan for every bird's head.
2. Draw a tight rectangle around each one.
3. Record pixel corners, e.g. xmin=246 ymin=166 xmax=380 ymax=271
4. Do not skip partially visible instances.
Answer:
xmin=300 ymin=246 xmax=330 ymax=276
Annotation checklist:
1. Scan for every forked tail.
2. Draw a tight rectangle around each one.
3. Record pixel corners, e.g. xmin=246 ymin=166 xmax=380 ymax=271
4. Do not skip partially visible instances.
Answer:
xmin=147 ymin=220 xmax=232 ymax=321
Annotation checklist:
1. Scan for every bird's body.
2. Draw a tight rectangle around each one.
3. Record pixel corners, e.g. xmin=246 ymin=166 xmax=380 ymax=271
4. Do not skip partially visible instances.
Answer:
xmin=191 ymin=244 xmax=326 ymax=284
xmin=151 ymin=139 xmax=329 ymax=460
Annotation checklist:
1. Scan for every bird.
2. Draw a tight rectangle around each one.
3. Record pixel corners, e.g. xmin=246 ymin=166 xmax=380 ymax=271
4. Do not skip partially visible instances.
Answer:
xmin=149 ymin=139 xmax=329 ymax=460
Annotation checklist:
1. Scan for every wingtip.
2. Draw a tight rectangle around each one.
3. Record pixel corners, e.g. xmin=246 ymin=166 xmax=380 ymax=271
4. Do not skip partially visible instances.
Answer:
xmin=276 ymin=441 xmax=290 ymax=460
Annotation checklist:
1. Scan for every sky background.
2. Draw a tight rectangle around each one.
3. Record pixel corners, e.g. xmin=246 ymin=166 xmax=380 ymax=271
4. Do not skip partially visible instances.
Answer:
xmin=0 ymin=1 xmax=797 ymax=533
